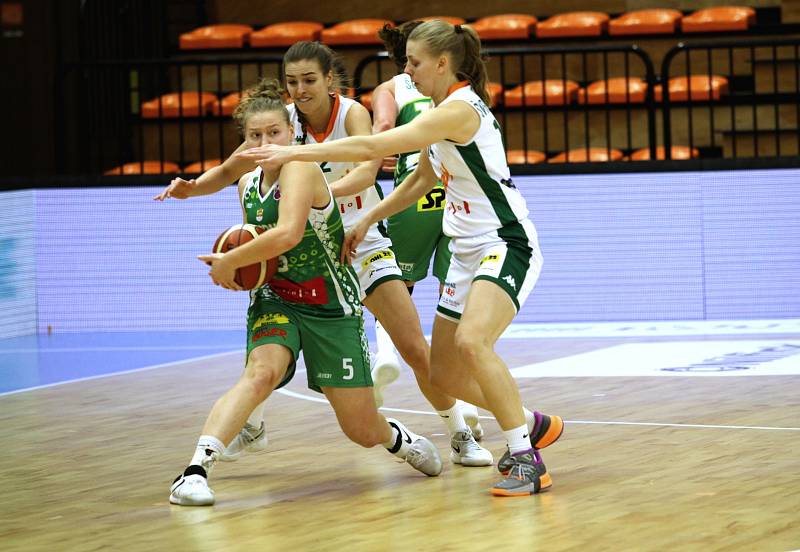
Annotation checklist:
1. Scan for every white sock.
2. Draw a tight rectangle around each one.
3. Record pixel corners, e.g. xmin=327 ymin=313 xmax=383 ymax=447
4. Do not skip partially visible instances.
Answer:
xmin=375 ymin=319 xmax=397 ymax=359
xmin=189 ymin=435 xmax=225 ymax=474
xmin=246 ymin=400 xmax=266 ymax=428
xmin=437 ymin=402 xmax=469 ymax=434
xmin=523 ymin=407 xmax=535 ymax=433
xmin=383 ymin=418 xmax=420 ymax=459
xmin=503 ymin=424 xmax=532 ymax=456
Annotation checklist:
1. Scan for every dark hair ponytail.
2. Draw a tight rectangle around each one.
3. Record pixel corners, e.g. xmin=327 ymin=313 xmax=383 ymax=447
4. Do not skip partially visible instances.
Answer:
xmin=378 ymin=21 xmax=423 ymax=71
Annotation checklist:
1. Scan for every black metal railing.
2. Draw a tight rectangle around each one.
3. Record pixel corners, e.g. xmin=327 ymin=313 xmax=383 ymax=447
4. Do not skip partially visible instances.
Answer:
xmin=355 ymin=44 xmax=659 ymax=162
xmin=57 ymin=55 xmax=284 ymax=176
xmin=661 ymin=37 xmax=800 ymax=160
xmin=49 ymin=37 xmax=800 ymax=183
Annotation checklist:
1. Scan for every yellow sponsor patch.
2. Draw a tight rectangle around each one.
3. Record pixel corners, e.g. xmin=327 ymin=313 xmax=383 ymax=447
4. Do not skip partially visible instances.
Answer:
xmin=481 ymin=254 xmax=500 ymax=265
xmin=252 ymin=312 xmax=290 ymax=329
xmin=416 ymin=187 xmax=446 ymax=212
xmin=361 ymin=249 xmax=395 ymax=268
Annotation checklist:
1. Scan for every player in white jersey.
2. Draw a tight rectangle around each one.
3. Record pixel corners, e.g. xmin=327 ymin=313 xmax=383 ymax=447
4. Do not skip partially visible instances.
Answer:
xmin=163 ymin=41 xmax=492 ymax=468
xmin=333 ymin=21 xmax=486 ymax=438
xmin=242 ymin=22 xmax=565 ymax=497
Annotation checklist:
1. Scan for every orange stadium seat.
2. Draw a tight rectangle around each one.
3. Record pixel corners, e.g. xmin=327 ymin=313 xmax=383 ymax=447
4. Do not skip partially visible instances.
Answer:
xmin=536 ymin=12 xmax=609 ymax=38
xmin=549 ymin=148 xmax=624 ymax=163
xmin=321 ymin=19 xmax=393 ymax=45
xmin=211 ymin=92 xmax=244 ymax=116
xmin=654 ymin=75 xmax=729 ymax=102
xmin=104 ymin=161 xmax=181 ymax=175
xmin=179 ymin=24 xmax=253 ymax=50
xmin=609 ymin=9 xmax=682 ymax=35
xmin=681 ymin=6 xmax=755 ymax=33
xmin=504 ymin=80 xmax=580 ymax=106
xmin=141 ymin=92 xmax=219 ymax=118
xmin=250 ymin=21 xmax=323 ymax=47
xmin=471 ymin=14 xmax=537 ymax=40
xmin=629 ymin=146 xmax=699 ymax=160
xmin=486 ymin=82 xmax=503 ymax=107
xmin=578 ymin=78 xmax=648 ymax=104
xmin=507 ymin=150 xmax=547 ymax=164
xmin=183 ymin=159 xmax=222 ymax=173
xmin=420 ymin=16 xmax=466 ymax=25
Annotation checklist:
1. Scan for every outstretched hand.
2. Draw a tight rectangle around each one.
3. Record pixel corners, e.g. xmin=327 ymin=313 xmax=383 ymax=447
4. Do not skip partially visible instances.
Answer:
xmin=153 ymin=177 xmax=198 ymax=201
xmin=197 ymin=253 xmax=243 ymax=291
xmin=236 ymin=144 xmax=293 ymax=171
xmin=341 ymin=220 xmax=370 ymax=264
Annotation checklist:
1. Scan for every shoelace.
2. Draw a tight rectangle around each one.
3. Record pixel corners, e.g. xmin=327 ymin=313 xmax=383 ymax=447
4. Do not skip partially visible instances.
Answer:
xmin=406 ymin=445 xmax=427 ymax=467
xmin=507 ymin=457 xmax=537 ymax=481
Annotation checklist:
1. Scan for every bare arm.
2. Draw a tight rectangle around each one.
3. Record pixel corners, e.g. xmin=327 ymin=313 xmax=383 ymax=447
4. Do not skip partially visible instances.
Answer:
xmin=240 ymin=101 xmax=479 ymax=169
xmin=199 ymin=162 xmax=321 ymax=289
xmin=153 ymin=142 xmax=254 ymax=200
xmin=341 ymin=153 xmax=438 ymax=261
xmin=224 ymin=162 xmax=317 ymax=268
xmin=328 ymin=102 xmax=382 ymax=198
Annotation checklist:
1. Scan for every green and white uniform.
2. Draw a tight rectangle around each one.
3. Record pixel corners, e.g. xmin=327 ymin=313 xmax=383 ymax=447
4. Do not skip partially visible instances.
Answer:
xmin=386 ymin=73 xmax=451 ymax=284
xmin=428 ymin=83 xmax=544 ymax=321
xmin=242 ymin=166 xmax=371 ymax=392
xmin=287 ymin=95 xmax=402 ymax=296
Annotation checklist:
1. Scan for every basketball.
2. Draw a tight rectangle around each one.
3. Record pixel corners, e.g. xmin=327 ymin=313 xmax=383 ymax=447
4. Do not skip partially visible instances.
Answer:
xmin=212 ymin=224 xmax=278 ymax=289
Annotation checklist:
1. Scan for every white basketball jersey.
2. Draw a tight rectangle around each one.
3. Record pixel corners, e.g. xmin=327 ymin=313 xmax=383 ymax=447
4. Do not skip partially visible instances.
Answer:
xmin=286 ymin=95 xmax=382 ymax=230
xmin=427 ymin=83 xmax=530 ymax=238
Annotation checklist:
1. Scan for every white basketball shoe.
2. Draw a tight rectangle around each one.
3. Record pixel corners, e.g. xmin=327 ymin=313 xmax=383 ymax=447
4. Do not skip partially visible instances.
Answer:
xmin=219 ymin=422 xmax=268 ymax=462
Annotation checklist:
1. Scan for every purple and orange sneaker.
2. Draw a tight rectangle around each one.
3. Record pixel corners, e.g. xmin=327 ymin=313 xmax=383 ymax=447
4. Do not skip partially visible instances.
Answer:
xmin=497 ymin=412 xmax=564 ymax=475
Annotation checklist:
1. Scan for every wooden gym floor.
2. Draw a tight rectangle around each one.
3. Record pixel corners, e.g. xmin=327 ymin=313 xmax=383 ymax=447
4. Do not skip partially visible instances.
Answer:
xmin=0 ymin=329 xmax=798 ymax=551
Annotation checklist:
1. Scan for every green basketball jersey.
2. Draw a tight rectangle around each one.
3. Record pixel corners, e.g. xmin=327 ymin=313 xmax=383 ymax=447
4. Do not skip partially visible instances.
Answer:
xmin=241 ymin=167 xmax=362 ymax=318
xmin=392 ymin=74 xmax=433 ymax=184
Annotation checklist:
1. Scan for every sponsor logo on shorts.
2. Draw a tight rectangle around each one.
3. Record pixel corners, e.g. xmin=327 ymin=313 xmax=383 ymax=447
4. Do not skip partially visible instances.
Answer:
xmin=502 ymin=274 xmax=517 ymax=290
xmin=361 ymin=249 xmax=395 ymax=268
xmin=253 ymin=313 xmax=289 ymax=328
xmin=481 ymin=254 xmax=500 ymax=265
xmin=251 ymin=327 xmax=288 ymax=342
xmin=417 ymin=187 xmax=445 ymax=212
xmin=443 ymin=281 xmax=456 ymax=297
xmin=368 ymin=266 xmax=393 ymax=278
xmin=399 ymin=262 xmax=415 ymax=272
xmin=252 ymin=313 xmax=290 ymax=330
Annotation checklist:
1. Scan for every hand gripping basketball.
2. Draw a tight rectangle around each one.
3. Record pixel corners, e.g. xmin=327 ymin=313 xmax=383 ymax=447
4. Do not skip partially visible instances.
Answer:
xmin=210 ymin=224 xmax=278 ymax=290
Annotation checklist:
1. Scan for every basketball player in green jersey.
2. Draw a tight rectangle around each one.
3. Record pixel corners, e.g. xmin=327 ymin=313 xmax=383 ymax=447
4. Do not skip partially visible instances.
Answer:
xmin=161 ymin=78 xmax=442 ymax=506
xmin=241 ymin=21 xmax=566 ymax=497
xmin=160 ymin=41 xmax=493 ymax=470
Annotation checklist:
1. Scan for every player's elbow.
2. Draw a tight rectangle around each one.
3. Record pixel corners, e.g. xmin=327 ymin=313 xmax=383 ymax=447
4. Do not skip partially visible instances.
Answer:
xmin=283 ymin=227 xmax=305 ymax=250
xmin=372 ymin=119 xmax=393 ymax=134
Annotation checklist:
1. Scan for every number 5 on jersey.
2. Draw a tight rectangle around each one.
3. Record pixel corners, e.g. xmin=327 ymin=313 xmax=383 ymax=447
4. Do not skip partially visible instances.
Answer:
xmin=342 ymin=358 xmax=354 ymax=380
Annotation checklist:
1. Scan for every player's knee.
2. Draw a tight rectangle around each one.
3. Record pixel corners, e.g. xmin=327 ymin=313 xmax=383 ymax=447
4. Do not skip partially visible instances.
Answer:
xmin=244 ymin=355 xmax=286 ymax=396
xmin=453 ymin=326 xmax=486 ymax=365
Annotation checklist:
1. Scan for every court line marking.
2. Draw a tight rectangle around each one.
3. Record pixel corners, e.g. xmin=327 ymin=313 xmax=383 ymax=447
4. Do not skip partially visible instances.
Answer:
xmin=4 ymin=352 xmax=797 ymax=433
xmin=0 ymin=350 xmax=243 ymax=397
xmin=275 ymin=389 xmax=800 ymax=432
